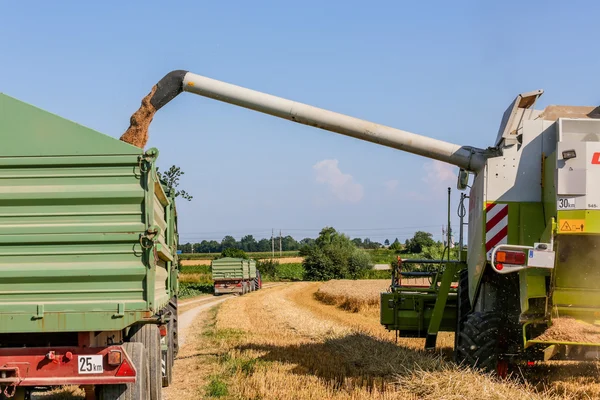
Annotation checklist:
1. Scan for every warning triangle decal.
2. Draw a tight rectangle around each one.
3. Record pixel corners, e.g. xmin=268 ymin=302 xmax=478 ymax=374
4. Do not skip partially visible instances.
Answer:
xmin=561 ymin=221 xmax=571 ymax=231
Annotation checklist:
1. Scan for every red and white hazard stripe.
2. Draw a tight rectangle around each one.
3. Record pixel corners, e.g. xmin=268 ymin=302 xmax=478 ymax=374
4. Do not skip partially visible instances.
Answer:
xmin=485 ymin=203 xmax=508 ymax=260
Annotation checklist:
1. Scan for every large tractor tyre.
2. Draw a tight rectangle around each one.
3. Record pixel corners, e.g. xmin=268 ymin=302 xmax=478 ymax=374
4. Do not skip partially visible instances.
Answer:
xmin=456 ymin=311 xmax=506 ymax=375
xmin=454 ymin=268 xmax=470 ymax=364
xmin=96 ymin=342 xmax=150 ymax=400
xmin=128 ymin=324 xmax=162 ymax=400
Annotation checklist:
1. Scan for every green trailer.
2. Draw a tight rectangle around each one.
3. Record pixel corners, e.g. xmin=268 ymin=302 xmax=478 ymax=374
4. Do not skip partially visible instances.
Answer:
xmin=0 ymin=93 xmax=179 ymax=399
xmin=212 ymin=257 xmax=259 ymax=295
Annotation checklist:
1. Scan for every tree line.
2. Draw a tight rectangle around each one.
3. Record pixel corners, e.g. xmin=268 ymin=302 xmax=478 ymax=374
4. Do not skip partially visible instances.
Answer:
xmin=177 ymin=229 xmax=448 ymax=255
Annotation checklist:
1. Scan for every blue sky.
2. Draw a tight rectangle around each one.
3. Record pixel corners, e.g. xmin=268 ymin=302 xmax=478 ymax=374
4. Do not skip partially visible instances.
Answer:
xmin=1 ymin=1 xmax=599 ymax=244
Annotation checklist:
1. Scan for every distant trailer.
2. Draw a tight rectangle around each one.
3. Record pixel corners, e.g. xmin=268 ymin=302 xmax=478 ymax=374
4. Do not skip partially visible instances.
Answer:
xmin=212 ymin=258 xmax=258 ymax=295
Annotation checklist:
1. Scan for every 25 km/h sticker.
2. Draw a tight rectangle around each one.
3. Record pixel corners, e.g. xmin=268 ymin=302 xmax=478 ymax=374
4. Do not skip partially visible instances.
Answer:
xmin=78 ymin=355 xmax=104 ymax=374
xmin=557 ymin=197 xmax=576 ymax=210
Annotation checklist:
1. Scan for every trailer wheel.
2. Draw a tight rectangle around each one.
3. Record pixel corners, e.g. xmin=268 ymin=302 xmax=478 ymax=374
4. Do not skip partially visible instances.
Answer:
xmin=457 ymin=311 xmax=504 ymax=374
xmin=162 ymin=310 xmax=177 ymax=387
xmin=128 ymin=324 xmax=162 ymax=400
xmin=169 ymin=297 xmax=179 ymax=358
xmin=96 ymin=342 xmax=150 ymax=400
xmin=454 ymin=268 xmax=470 ymax=364
xmin=162 ymin=302 xmax=176 ymax=387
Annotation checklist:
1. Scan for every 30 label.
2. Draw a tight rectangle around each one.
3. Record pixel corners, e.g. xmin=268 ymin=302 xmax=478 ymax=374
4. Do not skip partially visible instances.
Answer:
xmin=557 ymin=197 xmax=576 ymax=210
xmin=78 ymin=355 xmax=103 ymax=374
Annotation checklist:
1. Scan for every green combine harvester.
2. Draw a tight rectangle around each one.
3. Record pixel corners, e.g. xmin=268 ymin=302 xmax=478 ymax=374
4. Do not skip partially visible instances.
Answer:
xmin=132 ymin=72 xmax=600 ymax=376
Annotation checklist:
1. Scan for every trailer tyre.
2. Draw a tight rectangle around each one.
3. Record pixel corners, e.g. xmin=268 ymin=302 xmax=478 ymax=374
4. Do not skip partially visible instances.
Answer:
xmin=163 ymin=304 xmax=176 ymax=387
xmin=454 ymin=268 xmax=470 ymax=364
xmin=128 ymin=324 xmax=162 ymax=400
xmin=96 ymin=342 xmax=150 ymax=400
xmin=162 ymin=297 xmax=178 ymax=387
xmin=457 ymin=311 xmax=503 ymax=374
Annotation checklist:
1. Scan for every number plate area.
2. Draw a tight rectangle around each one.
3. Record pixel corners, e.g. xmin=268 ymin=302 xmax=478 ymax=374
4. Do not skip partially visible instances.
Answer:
xmin=78 ymin=355 xmax=104 ymax=374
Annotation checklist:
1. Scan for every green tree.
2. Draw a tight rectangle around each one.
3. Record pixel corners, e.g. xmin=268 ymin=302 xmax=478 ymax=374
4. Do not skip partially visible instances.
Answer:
xmin=221 ymin=235 xmax=237 ymax=250
xmin=302 ymin=227 xmax=372 ymax=281
xmin=240 ymin=235 xmax=257 ymax=252
xmin=389 ymin=238 xmax=402 ymax=251
xmin=220 ymin=248 xmax=248 ymax=259
xmin=179 ymin=243 xmax=192 ymax=253
xmin=404 ymin=231 xmax=436 ymax=254
xmin=157 ymin=165 xmax=193 ymax=201
xmin=384 ymin=239 xmax=390 ymax=246
xmin=352 ymin=238 xmax=363 ymax=248
xmin=256 ymin=238 xmax=272 ymax=252
xmin=281 ymin=235 xmax=299 ymax=251
xmin=422 ymin=242 xmax=445 ymax=260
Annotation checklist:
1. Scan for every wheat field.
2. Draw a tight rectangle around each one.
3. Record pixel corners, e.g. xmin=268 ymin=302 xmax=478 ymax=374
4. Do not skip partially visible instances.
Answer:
xmin=183 ymin=282 xmax=600 ymax=399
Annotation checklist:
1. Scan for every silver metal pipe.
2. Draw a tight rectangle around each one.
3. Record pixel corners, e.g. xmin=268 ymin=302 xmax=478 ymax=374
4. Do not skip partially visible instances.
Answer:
xmin=149 ymin=70 xmax=488 ymax=171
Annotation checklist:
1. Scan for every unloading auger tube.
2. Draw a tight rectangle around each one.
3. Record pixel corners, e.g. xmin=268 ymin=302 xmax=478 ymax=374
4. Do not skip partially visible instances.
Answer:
xmin=147 ymin=70 xmax=489 ymax=172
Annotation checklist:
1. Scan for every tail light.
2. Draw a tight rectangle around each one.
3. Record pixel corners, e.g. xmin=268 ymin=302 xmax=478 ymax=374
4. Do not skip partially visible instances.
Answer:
xmin=108 ymin=350 xmax=122 ymax=366
xmin=236 ymin=282 xmax=242 ymax=287
xmin=159 ymin=325 xmax=168 ymax=337
xmin=495 ymin=250 xmax=526 ymax=265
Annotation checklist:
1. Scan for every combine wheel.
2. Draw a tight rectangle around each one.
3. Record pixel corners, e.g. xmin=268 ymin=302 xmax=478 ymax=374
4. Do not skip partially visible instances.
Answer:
xmin=457 ymin=311 xmax=506 ymax=376
xmin=128 ymin=324 xmax=162 ymax=400
xmin=454 ymin=268 xmax=470 ymax=364
xmin=96 ymin=342 xmax=150 ymax=400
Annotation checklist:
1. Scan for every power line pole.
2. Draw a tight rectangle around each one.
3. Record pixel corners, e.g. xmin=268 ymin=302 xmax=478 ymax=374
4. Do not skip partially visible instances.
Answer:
xmin=279 ymin=230 xmax=282 ymax=257
xmin=271 ymin=228 xmax=274 ymax=259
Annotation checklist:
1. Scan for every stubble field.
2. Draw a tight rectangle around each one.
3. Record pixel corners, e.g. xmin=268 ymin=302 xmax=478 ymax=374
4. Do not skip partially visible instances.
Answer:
xmin=166 ymin=281 xmax=600 ymax=399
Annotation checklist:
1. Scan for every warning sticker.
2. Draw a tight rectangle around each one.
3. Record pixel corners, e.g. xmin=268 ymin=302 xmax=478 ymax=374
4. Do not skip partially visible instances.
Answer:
xmin=559 ymin=219 xmax=586 ymax=233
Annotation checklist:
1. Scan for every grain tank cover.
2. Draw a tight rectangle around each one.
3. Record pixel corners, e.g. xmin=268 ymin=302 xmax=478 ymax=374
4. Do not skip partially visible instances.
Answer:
xmin=0 ymin=93 xmax=141 ymax=157
xmin=494 ymin=89 xmax=543 ymax=147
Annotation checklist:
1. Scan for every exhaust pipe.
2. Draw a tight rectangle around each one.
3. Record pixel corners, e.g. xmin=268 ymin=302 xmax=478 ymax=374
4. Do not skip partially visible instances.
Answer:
xmin=126 ymin=70 xmax=488 ymax=172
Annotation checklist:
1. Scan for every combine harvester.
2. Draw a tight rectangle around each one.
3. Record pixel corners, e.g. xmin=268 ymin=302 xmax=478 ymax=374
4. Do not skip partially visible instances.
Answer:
xmin=0 ymin=69 xmax=598 ymax=398
xmin=134 ymin=71 xmax=600 ymax=376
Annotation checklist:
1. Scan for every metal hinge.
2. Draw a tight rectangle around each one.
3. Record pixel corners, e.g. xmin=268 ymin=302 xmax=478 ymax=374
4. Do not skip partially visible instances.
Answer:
xmin=140 ymin=225 xmax=161 ymax=249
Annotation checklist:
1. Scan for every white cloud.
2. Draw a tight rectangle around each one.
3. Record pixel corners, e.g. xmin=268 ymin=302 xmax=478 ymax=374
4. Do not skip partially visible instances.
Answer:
xmin=422 ymin=160 xmax=457 ymax=186
xmin=384 ymin=179 xmax=399 ymax=192
xmin=313 ymin=159 xmax=364 ymax=203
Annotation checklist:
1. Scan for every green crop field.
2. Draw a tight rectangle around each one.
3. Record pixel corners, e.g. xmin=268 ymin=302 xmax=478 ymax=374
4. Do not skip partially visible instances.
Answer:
xmin=179 ymin=250 xmax=300 ymax=260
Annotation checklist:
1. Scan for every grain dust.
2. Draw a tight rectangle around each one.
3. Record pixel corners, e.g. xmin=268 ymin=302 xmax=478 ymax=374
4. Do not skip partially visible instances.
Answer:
xmin=535 ymin=317 xmax=600 ymax=343
xmin=120 ymin=85 xmax=157 ymax=149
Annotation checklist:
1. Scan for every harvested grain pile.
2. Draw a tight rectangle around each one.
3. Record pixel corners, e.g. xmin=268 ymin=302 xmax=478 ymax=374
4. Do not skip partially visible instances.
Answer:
xmin=315 ymin=279 xmax=390 ymax=312
xmin=119 ymin=85 xmax=157 ymax=149
xmin=535 ymin=317 xmax=600 ymax=343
